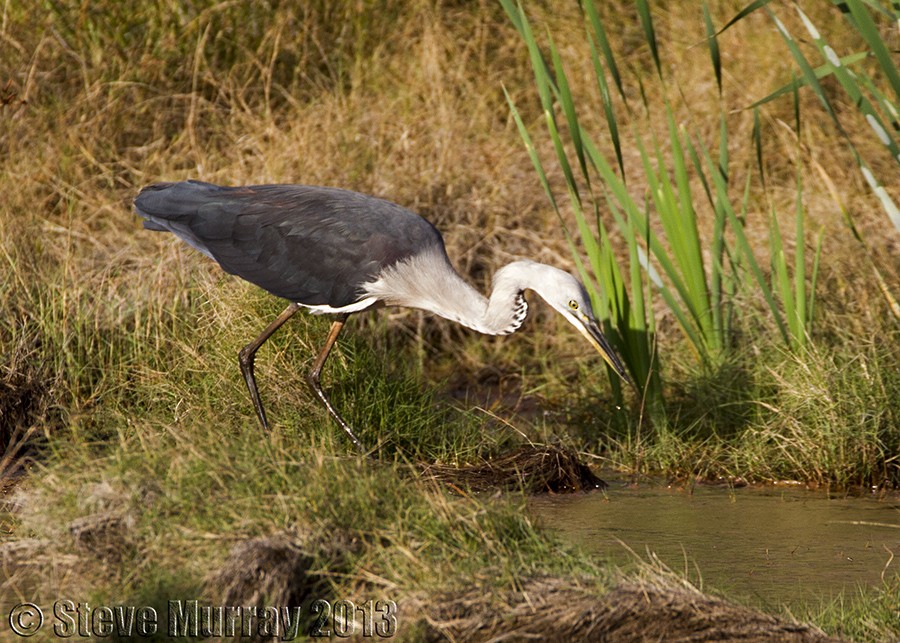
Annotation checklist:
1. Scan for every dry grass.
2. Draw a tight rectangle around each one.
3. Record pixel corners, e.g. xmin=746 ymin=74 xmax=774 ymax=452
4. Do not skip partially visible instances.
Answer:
xmin=414 ymin=575 xmax=837 ymax=642
xmin=204 ymin=528 xmax=363 ymax=609
xmin=0 ymin=1 xmax=898 ymax=639
xmin=2 ymin=2 xmax=897 ymax=384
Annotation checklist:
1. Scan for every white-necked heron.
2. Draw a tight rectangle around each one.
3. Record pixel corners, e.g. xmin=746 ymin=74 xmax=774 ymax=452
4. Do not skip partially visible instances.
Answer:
xmin=135 ymin=180 xmax=629 ymax=450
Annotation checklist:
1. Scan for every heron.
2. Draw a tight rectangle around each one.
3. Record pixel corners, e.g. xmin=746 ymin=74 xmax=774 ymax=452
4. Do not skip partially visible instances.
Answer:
xmin=134 ymin=180 xmax=629 ymax=450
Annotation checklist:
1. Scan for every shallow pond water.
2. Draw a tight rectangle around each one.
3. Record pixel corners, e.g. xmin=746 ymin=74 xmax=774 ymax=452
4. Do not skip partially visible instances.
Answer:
xmin=529 ymin=479 xmax=899 ymax=609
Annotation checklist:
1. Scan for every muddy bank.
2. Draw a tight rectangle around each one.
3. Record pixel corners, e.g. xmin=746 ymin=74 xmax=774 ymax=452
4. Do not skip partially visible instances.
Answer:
xmin=418 ymin=445 xmax=606 ymax=494
xmin=414 ymin=575 xmax=837 ymax=642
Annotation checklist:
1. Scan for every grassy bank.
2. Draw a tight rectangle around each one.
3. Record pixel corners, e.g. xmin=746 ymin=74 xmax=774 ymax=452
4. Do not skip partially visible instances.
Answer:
xmin=1 ymin=0 xmax=898 ymax=639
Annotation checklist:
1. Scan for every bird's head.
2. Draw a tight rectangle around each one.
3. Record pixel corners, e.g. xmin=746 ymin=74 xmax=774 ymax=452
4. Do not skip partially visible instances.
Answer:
xmin=518 ymin=263 xmax=630 ymax=384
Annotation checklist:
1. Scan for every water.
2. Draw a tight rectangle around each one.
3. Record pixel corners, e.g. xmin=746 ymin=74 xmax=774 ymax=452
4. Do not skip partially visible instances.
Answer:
xmin=529 ymin=479 xmax=900 ymax=608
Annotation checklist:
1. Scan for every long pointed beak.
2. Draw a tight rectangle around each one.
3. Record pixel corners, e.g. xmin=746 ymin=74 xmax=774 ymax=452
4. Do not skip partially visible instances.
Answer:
xmin=573 ymin=316 xmax=631 ymax=384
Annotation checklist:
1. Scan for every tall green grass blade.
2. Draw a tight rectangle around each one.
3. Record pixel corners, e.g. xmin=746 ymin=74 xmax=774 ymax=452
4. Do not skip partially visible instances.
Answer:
xmin=685 ymin=130 xmax=714 ymax=205
xmin=636 ymin=0 xmax=661 ymax=79
xmin=586 ymin=26 xmax=625 ymax=178
xmin=597 ymin=135 xmax=705 ymax=356
xmin=857 ymin=0 xmax=900 ymax=20
xmin=844 ymin=0 xmax=900 ymax=100
xmin=854 ymin=72 xmax=900 ymax=142
xmin=859 ymin=164 xmax=900 ymax=230
xmin=809 ymin=227 xmax=823 ymax=327
xmin=710 ymin=116 xmax=730 ymax=345
xmin=513 ymin=3 xmax=596 ymax=213
xmin=702 ymin=1 xmax=722 ymax=95
xmin=498 ymin=0 xmax=521 ymax=30
xmin=769 ymin=205 xmax=794 ymax=345
xmin=793 ymin=172 xmax=807 ymax=348
xmin=633 ymin=138 xmax=698 ymax=327
xmin=718 ymin=110 xmax=729 ymax=184
xmin=502 ymin=5 xmax=658 ymax=394
xmin=595 ymin=207 xmax=648 ymax=395
xmin=625 ymin=214 xmax=662 ymax=409
xmin=794 ymin=6 xmax=900 ymax=163
xmin=503 ymin=87 xmax=559 ymax=214
xmin=703 ymin=148 xmax=791 ymax=345
xmin=512 ymin=7 xmax=587 ymax=232
xmin=769 ymin=7 xmax=900 ymax=231
xmin=670 ymin=126 xmax=716 ymax=351
xmin=581 ymin=130 xmax=695 ymax=380
xmin=634 ymin=64 xmax=651 ymax=112
xmin=515 ymin=2 xmax=553 ymax=115
xmin=599 ymin=185 xmax=688 ymax=386
xmin=752 ymin=108 xmax=765 ymax=186
xmin=540 ymin=34 xmax=611 ymax=276
xmin=547 ymin=31 xmax=589 ymax=185
xmin=635 ymin=115 xmax=719 ymax=355
xmin=583 ymin=0 xmax=628 ymax=106
xmin=713 ymin=0 xmax=774 ymax=36
xmin=768 ymin=9 xmax=840 ymax=124
xmin=744 ymin=52 xmax=869 ymax=110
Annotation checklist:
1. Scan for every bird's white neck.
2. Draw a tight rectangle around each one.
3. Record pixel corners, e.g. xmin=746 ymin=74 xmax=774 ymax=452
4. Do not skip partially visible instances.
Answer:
xmin=364 ymin=249 xmax=543 ymax=335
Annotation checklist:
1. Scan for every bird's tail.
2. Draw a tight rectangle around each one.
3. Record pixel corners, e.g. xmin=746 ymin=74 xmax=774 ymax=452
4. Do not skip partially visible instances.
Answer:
xmin=133 ymin=181 xmax=221 ymax=221
xmin=133 ymin=181 xmax=220 ymax=259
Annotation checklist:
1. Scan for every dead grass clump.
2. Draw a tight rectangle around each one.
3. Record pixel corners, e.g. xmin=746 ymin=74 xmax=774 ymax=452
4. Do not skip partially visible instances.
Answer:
xmin=419 ymin=446 xmax=606 ymax=494
xmin=9 ymin=479 xmax=141 ymax=582
xmin=0 ymin=539 xmax=85 ymax=603
xmin=68 ymin=512 xmax=136 ymax=565
xmin=0 ymin=539 xmax=51 ymax=566
xmin=204 ymin=528 xmax=362 ymax=608
xmin=0 ymin=364 xmax=50 ymax=444
xmin=414 ymin=575 xmax=837 ymax=642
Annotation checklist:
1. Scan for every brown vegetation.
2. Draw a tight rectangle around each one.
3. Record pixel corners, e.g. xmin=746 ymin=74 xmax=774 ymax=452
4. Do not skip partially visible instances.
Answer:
xmin=0 ymin=1 xmax=897 ymax=640
xmin=419 ymin=445 xmax=607 ymax=493
xmin=416 ymin=576 xmax=838 ymax=642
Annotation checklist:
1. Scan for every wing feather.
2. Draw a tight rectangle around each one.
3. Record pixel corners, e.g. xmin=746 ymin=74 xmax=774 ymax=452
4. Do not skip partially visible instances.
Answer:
xmin=134 ymin=181 xmax=443 ymax=307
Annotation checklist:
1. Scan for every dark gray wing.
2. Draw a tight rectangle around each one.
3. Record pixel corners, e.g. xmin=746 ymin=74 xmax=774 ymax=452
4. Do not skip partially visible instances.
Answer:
xmin=134 ymin=180 xmax=443 ymax=307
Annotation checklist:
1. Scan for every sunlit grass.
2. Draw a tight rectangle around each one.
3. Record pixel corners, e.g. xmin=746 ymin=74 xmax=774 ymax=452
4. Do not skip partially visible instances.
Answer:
xmin=500 ymin=0 xmax=899 ymax=491
xmin=1 ymin=0 xmax=898 ymax=638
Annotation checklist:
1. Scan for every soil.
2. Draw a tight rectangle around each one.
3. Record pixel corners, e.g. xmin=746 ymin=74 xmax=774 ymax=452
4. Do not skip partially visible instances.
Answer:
xmin=413 ymin=575 xmax=839 ymax=642
xmin=418 ymin=445 xmax=607 ymax=494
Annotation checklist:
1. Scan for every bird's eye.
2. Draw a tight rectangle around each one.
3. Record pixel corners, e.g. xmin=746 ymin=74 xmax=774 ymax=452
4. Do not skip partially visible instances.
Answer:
xmin=568 ymin=300 xmax=579 ymax=310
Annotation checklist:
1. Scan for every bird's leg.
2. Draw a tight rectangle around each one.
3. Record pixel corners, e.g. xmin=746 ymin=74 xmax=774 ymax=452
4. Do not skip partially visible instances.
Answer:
xmin=305 ymin=314 xmax=364 ymax=452
xmin=238 ymin=302 xmax=301 ymax=430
